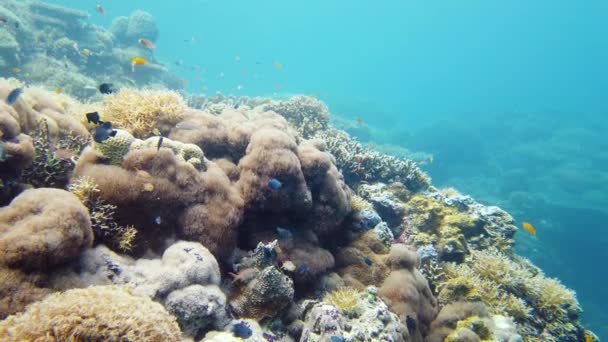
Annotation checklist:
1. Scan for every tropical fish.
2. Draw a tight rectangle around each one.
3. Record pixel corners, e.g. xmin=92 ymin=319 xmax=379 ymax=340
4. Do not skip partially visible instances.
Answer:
xmin=157 ymin=136 xmax=164 ymax=151
xmin=281 ymin=260 xmax=296 ymax=272
xmin=54 ymin=149 xmax=75 ymax=160
xmin=98 ymin=83 xmax=114 ymax=94
xmin=6 ymin=88 xmax=23 ymax=105
xmin=405 ymin=315 xmax=417 ymax=332
xmin=152 ymin=128 xmax=161 ymax=136
xmin=175 ymin=121 xmax=199 ymax=130
xmin=131 ymin=57 xmax=148 ymax=72
xmin=86 ymin=112 xmax=102 ymax=125
xmin=155 ymin=215 xmax=162 ymax=224
xmin=142 ymin=182 xmax=154 ymax=192
xmin=585 ymin=335 xmax=593 ymax=342
xmin=356 ymin=117 xmax=364 ymax=126
xmin=268 ymin=178 xmax=282 ymax=190
xmin=234 ymin=55 xmax=241 ymax=61
xmin=274 ymin=61 xmax=283 ymax=69
xmin=362 ymin=256 xmax=373 ymax=266
xmin=80 ymin=49 xmax=92 ymax=59
xmin=93 ymin=122 xmax=117 ymax=143
xmin=232 ymin=321 xmax=252 ymax=338
xmin=11 ymin=67 xmax=21 ymax=73
xmin=55 ymin=87 xmax=62 ymax=94
xmin=229 ymin=268 xmax=257 ymax=284
xmin=96 ymin=4 xmax=106 ymax=15
xmin=0 ymin=18 xmax=7 ymax=25
xmin=522 ymin=222 xmax=537 ymax=236
xmin=138 ymin=38 xmax=156 ymax=50
xmin=276 ymin=227 xmax=293 ymax=240
xmin=330 ymin=336 xmax=345 ymax=342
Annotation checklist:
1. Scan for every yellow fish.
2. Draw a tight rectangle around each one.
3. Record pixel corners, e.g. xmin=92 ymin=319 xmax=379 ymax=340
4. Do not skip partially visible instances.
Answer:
xmin=12 ymin=67 xmax=21 ymax=73
xmin=55 ymin=87 xmax=62 ymax=94
xmin=274 ymin=61 xmax=283 ymax=69
xmin=142 ymin=182 xmax=154 ymax=192
xmin=132 ymin=57 xmax=148 ymax=66
xmin=522 ymin=222 xmax=537 ymax=236
xmin=131 ymin=57 xmax=148 ymax=72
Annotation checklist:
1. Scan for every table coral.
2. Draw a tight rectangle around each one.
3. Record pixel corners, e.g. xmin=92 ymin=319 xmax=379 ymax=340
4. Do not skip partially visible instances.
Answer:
xmin=0 ymin=285 xmax=181 ymax=341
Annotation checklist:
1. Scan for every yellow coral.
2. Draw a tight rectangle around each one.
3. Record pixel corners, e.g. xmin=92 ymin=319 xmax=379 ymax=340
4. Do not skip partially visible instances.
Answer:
xmin=117 ymin=225 xmax=138 ymax=252
xmin=324 ymin=287 xmax=360 ymax=313
xmin=351 ymin=195 xmax=372 ymax=212
xmin=0 ymin=285 xmax=181 ymax=341
xmin=102 ymin=88 xmax=186 ymax=138
xmin=68 ymin=176 xmax=100 ymax=203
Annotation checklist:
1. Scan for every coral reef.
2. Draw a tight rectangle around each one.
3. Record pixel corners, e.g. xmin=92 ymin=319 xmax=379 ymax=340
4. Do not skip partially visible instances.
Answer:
xmin=0 ymin=1 xmax=181 ymax=98
xmin=0 ymin=285 xmax=181 ymax=341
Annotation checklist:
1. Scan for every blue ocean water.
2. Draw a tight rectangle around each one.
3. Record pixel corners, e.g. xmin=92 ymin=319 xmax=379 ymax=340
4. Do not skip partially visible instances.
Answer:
xmin=47 ymin=0 xmax=608 ymax=338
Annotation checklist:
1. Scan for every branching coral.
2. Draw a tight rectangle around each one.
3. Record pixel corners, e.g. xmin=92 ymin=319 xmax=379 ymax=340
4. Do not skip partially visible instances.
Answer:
xmin=68 ymin=176 xmax=136 ymax=253
xmin=314 ymin=128 xmax=430 ymax=191
xmin=20 ymin=118 xmax=88 ymax=188
xmin=263 ymin=95 xmax=330 ymax=137
xmin=437 ymin=248 xmax=584 ymax=339
xmin=102 ymin=88 xmax=186 ymax=138
xmin=0 ymin=285 xmax=182 ymax=341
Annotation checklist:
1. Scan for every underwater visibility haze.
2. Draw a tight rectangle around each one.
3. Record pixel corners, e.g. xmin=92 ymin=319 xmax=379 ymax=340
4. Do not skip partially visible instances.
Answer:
xmin=0 ymin=0 xmax=606 ymax=340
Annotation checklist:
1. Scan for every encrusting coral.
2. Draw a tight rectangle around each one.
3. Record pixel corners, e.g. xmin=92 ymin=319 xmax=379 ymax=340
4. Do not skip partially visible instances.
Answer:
xmin=0 ymin=285 xmax=182 ymax=341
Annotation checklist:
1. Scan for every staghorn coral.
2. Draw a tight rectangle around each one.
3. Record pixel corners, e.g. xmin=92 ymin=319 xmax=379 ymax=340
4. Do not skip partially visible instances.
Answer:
xmin=0 ymin=285 xmax=181 ymax=341
xmin=0 ymin=188 xmax=92 ymax=270
xmin=102 ymin=88 xmax=186 ymax=138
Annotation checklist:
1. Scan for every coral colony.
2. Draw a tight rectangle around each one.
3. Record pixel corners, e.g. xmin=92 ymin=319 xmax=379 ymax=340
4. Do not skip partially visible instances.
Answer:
xmin=0 ymin=1 xmax=599 ymax=341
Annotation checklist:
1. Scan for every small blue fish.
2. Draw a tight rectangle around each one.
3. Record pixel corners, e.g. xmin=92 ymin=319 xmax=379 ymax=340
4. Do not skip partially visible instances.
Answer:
xmin=93 ymin=121 xmax=117 ymax=143
xmin=268 ymin=178 xmax=282 ymax=190
xmin=155 ymin=216 xmax=162 ymax=225
xmin=363 ymin=256 xmax=373 ymax=266
xmin=232 ymin=321 xmax=252 ymax=338
xmin=276 ymin=227 xmax=293 ymax=240
xmin=331 ymin=336 xmax=346 ymax=342
xmin=6 ymin=88 xmax=23 ymax=105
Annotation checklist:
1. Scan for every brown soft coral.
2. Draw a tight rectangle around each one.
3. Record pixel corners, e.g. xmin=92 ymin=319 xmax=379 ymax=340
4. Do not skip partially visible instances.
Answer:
xmin=0 ymin=285 xmax=182 ymax=341
xmin=298 ymin=141 xmax=352 ymax=235
xmin=73 ymin=146 xmax=243 ymax=258
xmin=237 ymin=128 xmax=312 ymax=214
xmin=0 ymin=188 xmax=93 ymax=270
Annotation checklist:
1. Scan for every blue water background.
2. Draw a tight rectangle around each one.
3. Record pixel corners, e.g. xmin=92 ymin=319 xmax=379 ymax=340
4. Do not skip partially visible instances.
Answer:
xmin=47 ymin=0 xmax=608 ymax=337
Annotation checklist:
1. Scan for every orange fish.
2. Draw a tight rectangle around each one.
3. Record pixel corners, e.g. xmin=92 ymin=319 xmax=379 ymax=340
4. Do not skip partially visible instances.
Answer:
xmin=138 ymin=38 xmax=156 ymax=50
xmin=96 ymin=4 xmax=105 ymax=15
xmin=274 ymin=61 xmax=283 ymax=69
xmin=585 ymin=335 xmax=594 ymax=342
xmin=522 ymin=222 xmax=537 ymax=236
xmin=55 ymin=87 xmax=62 ymax=94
